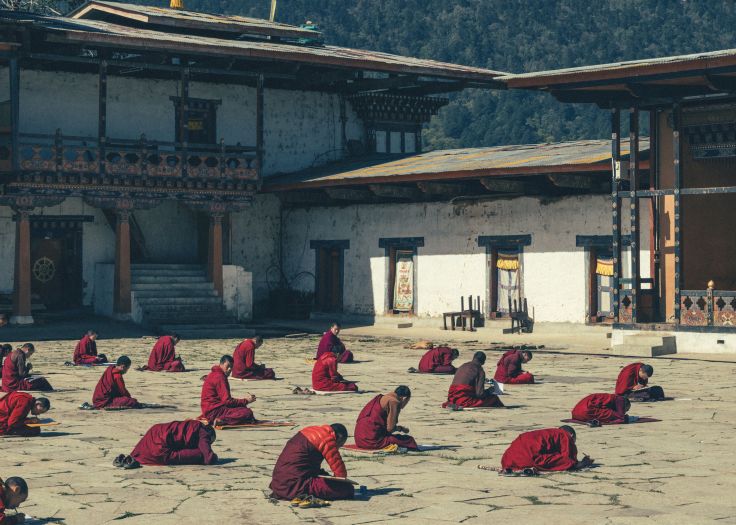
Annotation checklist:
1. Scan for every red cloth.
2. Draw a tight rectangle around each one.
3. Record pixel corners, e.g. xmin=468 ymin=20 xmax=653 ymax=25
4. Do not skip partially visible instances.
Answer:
xmin=232 ymin=340 xmax=275 ymax=380
xmin=354 ymin=394 xmax=418 ymax=450
xmin=418 ymin=347 xmax=456 ymax=374
xmin=131 ymin=420 xmax=217 ymax=466
xmin=572 ymin=393 xmax=627 ymax=424
xmin=200 ymin=366 xmax=253 ymax=424
xmin=443 ymin=384 xmax=503 ymax=408
xmin=74 ymin=335 xmax=105 ymax=365
xmin=311 ymin=353 xmax=358 ymax=392
xmin=494 ymin=350 xmax=534 ymax=383
xmin=316 ymin=331 xmax=354 ymax=363
xmin=146 ymin=336 xmax=185 ymax=372
xmin=92 ymin=366 xmax=139 ymax=409
xmin=501 ymin=428 xmax=578 ymax=472
xmin=0 ymin=391 xmax=38 ymax=436
xmin=269 ymin=430 xmax=354 ymax=500
xmin=615 ymin=362 xmax=647 ymax=395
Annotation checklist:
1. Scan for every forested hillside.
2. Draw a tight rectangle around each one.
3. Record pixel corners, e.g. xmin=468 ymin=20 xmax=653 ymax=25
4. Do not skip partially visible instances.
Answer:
xmin=114 ymin=1 xmax=736 ymax=148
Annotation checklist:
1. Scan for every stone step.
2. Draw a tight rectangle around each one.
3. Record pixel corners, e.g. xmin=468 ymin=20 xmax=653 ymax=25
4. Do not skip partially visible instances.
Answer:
xmin=611 ymin=342 xmax=676 ymax=357
xmin=132 ymin=269 xmax=207 ymax=277
xmin=132 ymin=264 xmax=203 ymax=270
xmin=132 ymin=276 xmax=209 ymax=284
xmin=132 ymin=289 xmax=218 ymax=298
xmin=132 ymin=282 xmax=215 ymax=291
xmin=136 ymin=296 xmax=223 ymax=306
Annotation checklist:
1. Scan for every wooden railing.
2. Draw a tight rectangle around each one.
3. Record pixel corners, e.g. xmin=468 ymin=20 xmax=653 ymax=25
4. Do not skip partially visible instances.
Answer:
xmin=0 ymin=131 xmax=259 ymax=180
xmin=680 ymin=285 xmax=736 ymax=326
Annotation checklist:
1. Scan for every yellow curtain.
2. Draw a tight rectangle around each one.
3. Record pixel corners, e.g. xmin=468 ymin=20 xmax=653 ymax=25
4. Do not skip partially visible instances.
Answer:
xmin=596 ymin=257 xmax=614 ymax=276
xmin=497 ymin=252 xmax=519 ymax=271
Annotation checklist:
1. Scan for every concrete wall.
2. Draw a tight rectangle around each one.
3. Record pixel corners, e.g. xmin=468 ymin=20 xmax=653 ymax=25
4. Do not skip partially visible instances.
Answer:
xmin=222 ymin=265 xmax=253 ymax=322
xmin=280 ymin=195 xmax=651 ymax=323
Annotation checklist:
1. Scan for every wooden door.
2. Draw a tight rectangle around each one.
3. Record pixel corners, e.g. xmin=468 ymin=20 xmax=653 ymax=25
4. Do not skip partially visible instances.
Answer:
xmin=30 ymin=222 xmax=83 ymax=310
xmin=316 ymin=247 xmax=343 ymax=312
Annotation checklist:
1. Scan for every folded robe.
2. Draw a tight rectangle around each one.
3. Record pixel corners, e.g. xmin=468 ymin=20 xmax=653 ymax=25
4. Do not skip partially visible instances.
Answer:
xmin=232 ymin=339 xmax=275 ymax=380
xmin=354 ymin=394 xmax=418 ymax=450
xmin=131 ymin=420 xmax=217 ymax=465
xmin=571 ymin=393 xmax=627 ymax=424
xmin=145 ymin=336 xmax=185 ymax=372
xmin=501 ymin=428 xmax=578 ymax=472
xmin=494 ymin=350 xmax=534 ymax=384
xmin=316 ymin=331 xmax=354 ymax=363
xmin=418 ymin=347 xmax=456 ymax=374
xmin=311 ymin=353 xmax=358 ymax=392
xmin=92 ymin=366 xmax=140 ymax=409
xmin=73 ymin=335 xmax=107 ymax=365
xmin=0 ymin=391 xmax=39 ymax=436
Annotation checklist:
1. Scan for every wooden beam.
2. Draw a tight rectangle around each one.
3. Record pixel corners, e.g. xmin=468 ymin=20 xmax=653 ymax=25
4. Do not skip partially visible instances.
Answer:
xmin=480 ymin=178 xmax=531 ymax=193
xmin=278 ymin=190 xmax=331 ymax=205
xmin=368 ymin=184 xmax=423 ymax=200
xmin=345 ymin=75 xmax=420 ymax=93
xmin=417 ymin=181 xmax=474 ymax=196
xmin=325 ymin=187 xmax=375 ymax=201
xmin=548 ymin=173 xmax=604 ymax=189
xmin=703 ymin=74 xmax=736 ymax=93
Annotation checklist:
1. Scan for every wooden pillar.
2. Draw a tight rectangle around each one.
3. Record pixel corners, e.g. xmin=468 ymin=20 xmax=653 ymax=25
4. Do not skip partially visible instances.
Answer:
xmin=114 ymin=210 xmax=132 ymax=316
xmin=207 ymin=213 xmax=224 ymax=296
xmin=9 ymin=56 xmax=19 ymax=172
xmin=629 ymin=107 xmax=640 ymax=323
xmin=611 ymin=108 xmax=622 ymax=323
xmin=98 ymin=58 xmax=107 ymax=175
xmin=256 ymin=73 xmax=264 ymax=175
xmin=588 ymin=247 xmax=598 ymax=323
xmin=673 ymin=104 xmax=682 ymax=324
xmin=180 ymin=66 xmax=190 ymax=177
xmin=11 ymin=207 xmax=33 ymax=324
xmin=339 ymin=94 xmax=347 ymax=154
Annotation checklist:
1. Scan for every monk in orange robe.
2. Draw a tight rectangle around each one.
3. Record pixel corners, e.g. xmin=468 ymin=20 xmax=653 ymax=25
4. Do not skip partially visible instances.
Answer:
xmin=443 ymin=352 xmax=503 ymax=408
xmin=232 ymin=336 xmax=275 ymax=380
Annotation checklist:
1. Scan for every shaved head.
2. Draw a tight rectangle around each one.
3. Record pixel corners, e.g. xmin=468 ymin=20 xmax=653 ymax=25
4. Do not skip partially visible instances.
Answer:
xmin=473 ymin=351 xmax=487 ymax=365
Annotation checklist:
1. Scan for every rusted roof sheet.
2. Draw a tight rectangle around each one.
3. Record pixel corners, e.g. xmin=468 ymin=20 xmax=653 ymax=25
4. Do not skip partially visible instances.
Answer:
xmin=264 ymin=138 xmax=650 ymax=190
xmin=70 ymin=1 xmax=322 ymax=40
xmin=502 ymin=48 xmax=736 ymax=89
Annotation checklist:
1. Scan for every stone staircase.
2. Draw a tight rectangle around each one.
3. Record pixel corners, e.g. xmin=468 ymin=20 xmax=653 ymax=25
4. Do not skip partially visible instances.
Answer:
xmin=611 ymin=333 xmax=677 ymax=357
xmin=131 ymin=264 xmax=254 ymax=338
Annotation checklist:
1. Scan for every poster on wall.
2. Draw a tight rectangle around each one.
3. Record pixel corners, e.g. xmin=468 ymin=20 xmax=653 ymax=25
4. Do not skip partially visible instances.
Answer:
xmin=393 ymin=250 xmax=414 ymax=312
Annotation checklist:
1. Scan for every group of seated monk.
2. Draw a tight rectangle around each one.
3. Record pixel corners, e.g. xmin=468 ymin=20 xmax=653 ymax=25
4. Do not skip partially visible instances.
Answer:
xmin=2 ymin=343 xmax=53 ymax=393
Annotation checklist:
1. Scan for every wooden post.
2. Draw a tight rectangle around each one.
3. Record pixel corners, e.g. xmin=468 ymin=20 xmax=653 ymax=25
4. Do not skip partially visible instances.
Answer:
xmin=611 ymin=108 xmax=622 ymax=323
xmin=256 ymin=73 xmax=264 ymax=176
xmin=339 ymin=94 xmax=347 ymax=154
xmin=11 ymin=207 xmax=33 ymax=324
xmin=673 ymin=104 xmax=682 ymax=324
xmin=180 ymin=66 xmax=190 ymax=177
xmin=629 ymin=107 xmax=640 ymax=323
xmin=208 ymin=213 xmax=224 ymax=296
xmin=649 ymin=109 xmax=659 ymax=311
xmin=114 ymin=209 xmax=132 ymax=316
xmin=588 ymin=247 xmax=598 ymax=323
xmin=9 ymin=56 xmax=19 ymax=173
xmin=98 ymin=58 xmax=108 ymax=175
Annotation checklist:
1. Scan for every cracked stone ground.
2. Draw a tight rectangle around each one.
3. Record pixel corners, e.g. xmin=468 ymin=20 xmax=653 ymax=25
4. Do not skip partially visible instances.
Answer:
xmin=3 ymin=332 xmax=736 ymax=524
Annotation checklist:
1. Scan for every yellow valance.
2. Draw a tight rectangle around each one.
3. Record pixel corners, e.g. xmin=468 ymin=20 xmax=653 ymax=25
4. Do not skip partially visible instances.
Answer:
xmin=596 ymin=257 xmax=614 ymax=276
xmin=497 ymin=252 xmax=519 ymax=271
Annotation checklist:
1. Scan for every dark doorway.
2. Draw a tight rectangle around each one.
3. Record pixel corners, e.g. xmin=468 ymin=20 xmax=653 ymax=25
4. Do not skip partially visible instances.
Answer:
xmin=29 ymin=216 xmax=87 ymax=310
xmin=315 ymin=246 xmax=343 ymax=312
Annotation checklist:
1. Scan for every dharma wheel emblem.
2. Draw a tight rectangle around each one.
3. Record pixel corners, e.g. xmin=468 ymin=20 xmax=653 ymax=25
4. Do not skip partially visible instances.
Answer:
xmin=33 ymin=257 xmax=56 ymax=283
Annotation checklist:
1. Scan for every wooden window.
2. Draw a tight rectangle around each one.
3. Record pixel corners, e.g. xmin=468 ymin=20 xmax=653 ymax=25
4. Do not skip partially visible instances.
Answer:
xmin=171 ymin=97 xmax=220 ymax=147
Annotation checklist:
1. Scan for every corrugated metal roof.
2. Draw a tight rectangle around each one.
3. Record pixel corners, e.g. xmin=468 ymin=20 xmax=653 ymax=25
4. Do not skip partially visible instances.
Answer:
xmin=70 ymin=1 xmax=323 ymax=40
xmin=264 ymin=138 xmax=649 ymax=190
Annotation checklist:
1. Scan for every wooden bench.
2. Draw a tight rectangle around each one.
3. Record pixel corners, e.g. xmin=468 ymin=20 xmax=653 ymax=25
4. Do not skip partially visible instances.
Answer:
xmin=443 ymin=296 xmax=481 ymax=331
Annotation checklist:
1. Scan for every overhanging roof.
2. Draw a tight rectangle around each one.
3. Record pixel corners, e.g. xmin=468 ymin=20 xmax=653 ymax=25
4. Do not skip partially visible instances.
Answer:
xmin=264 ymin=138 xmax=649 ymax=191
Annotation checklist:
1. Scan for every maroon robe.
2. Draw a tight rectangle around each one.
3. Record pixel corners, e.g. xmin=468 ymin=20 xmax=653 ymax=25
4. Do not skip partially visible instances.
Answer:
xmin=0 ymin=391 xmax=39 ymax=436
xmin=501 ymin=428 xmax=578 ymax=472
xmin=494 ymin=350 xmax=534 ymax=384
xmin=354 ymin=394 xmax=418 ymax=450
xmin=73 ymin=335 xmax=106 ymax=365
xmin=145 ymin=336 xmax=185 ymax=372
xmin=311 ymin=353 xmax=358 ymax=392
xmin=92 ymin=366 xmax=140 ymax=409
xmin=131 ymin=420 xmax=217 ymax=465
xmin=232 ymin=339 xmax=275 ymax=380
xmin=615 ymin=362 xmax=647 ymax=395
xmin=1 ymin=349 xmax=53 ymax=392
xmin=572 ymin=393 xmax=627 ymax=424
xmin=316 ymin=331 xmax=354 ymax=363
xmin=443 ymin=361 xmax=503 ymax=408
xmin=418 ymin=347 xmax=456 ymax=374
xmin=200 ymin=366 xmax=253 ymax=425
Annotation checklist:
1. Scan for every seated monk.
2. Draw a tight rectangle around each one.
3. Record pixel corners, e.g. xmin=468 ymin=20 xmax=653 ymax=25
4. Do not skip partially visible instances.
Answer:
xmin=316 ymin=322 xmax=354 ymax=363
xmin=131 ymin=420 xmax=218 ymax=466
xmin=354 ymin=385 xmax=417 ymax=450
xmin=92 ymin=356 xmax=141 ymax=409
xmin=0 ymin=344 xmax=12 ymax=363
xmin=270 ymin=423 xmax=354 ymax=501
xmin=572 ymin=393 xmax=631 ymax=425
xmin=0 ymin=476 xmax=29 ymax=525
xmin=0 ymin=392 xmax=50 ymax=437
xmin=615 ymin=362 xmax=664 ymax=401
xmin=494 ymin=349 xmax=534 ymax=384
xmin=73 ymin=330 xmax=108 ymax=365
xmin=417 ymin=347 xmax=459 ymax=374
xmin=443 ymin=352 xmax=503 ymax=408
xmin=311 ymin=348 xmax=358 ymax=392
xmin=144 ymin=334 xmax=185 ymax=372
xmin=501 ymin=426 xmax=593 ymax=473
xmin=201 ymin=355 xmax=256 ymax=426
xmin=1 ymin=344 xmax=53 ymax=392
xmin=232 ymin=336 xmax=275 ymax=380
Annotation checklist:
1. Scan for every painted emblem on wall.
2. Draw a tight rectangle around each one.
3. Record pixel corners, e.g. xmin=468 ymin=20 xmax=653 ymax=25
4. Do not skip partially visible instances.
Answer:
xmin=33 ymin=257 xmax=56 ymax=283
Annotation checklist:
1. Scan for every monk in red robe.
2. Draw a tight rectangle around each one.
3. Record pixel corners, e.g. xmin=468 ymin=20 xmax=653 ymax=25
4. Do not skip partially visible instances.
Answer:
xmin=416 ymin=347 xmax=459 ymax=374
xmin=0 ymin=477 xmax=29 ymax=525
xmin=572 ymin=393 xmax=631 ymax=425
xmin=443 ymin=352 xmax=503 ymax=408
xmin=354 ymin=386 xmax=417 ymax=450
xmin=1 ymin=344 xmax=53 ymax=392
xmin=0 ymin=392 xmax=50 ymax=437
xmin=270 ymin=424 xmax=354 ymax=501
xmin=316 ymin=322 xmax=354 ymax=363
xmin=494 ymin=349 xmax=534 ymax=384
xmin=130 ymin=420 xmax=218 ymax=466
xmin=232 ymin=336 xmax=275 ymax=380
xmin=0 ymin=344 xmax=12 ymax=362
xmin=311 ymin=348 xmax=358 ymax=392
xmin=201 ymin=355 xmax=255 ymax=426
xmin=92 ymin=356 xmax=141 ymax=409
xmin=501 ymin=426 xmax=593 ymax=473
xmin=144 ymin=334 xmax=185 ymax=372
xmin=73 ymin=331 xmax=107 ymax=365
